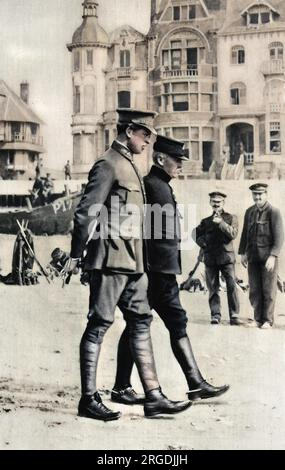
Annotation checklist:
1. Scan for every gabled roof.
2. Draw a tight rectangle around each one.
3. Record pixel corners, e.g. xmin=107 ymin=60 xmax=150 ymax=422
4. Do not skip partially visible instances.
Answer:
xmin=109 ymin=25 xmax=146 ymax=43
xmin=0 ymin=80 xmax=43 ymax=124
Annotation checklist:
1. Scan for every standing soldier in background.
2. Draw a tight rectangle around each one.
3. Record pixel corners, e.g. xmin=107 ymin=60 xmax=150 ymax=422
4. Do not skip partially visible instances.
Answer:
xmin=239 ymin=184 xmax=284 ymax=329
xmin=64 ymin=160 xmax=72 ymax=180
xmin=61 ymin=109 xmax=192 ymax=421
xmin=112 ymin=135 xmax=229 ymax=404
xmin=193 ymin=192 xmax=241 ymax=326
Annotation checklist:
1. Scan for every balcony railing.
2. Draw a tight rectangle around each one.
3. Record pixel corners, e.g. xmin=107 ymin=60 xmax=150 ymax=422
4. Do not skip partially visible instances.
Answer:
xmin=161 ymin=64 xmax=213 ymax=79
xmin=12 ymin=133 xmax=43 ymax=146
xmin=117 ymin=67 xmax=132 ymax=78
xmin=261 ymin=59 xmax=285 ymax=75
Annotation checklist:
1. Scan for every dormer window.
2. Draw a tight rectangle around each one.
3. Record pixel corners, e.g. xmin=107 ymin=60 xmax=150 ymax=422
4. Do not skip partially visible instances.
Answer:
xmin=242 ymin=2 xmax=280 ymax=26
xmin=249 ymin=13 xmax=259 ymax=24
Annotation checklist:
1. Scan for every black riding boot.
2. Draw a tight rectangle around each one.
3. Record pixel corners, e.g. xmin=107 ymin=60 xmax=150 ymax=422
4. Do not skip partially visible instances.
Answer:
xmin=78 ymin=338 xmax=121 ymax=421
xmin=170 ymin=335 xmax=230 ymax=400
xmin=128 ymin=320 xmax=192 ymax=417
xmin=112 ymin=327 xmax=144 ymax=405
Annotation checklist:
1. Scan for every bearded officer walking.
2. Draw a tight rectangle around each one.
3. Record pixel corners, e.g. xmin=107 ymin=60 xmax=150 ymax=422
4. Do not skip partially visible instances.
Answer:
xmin=239 ymin=183 xmax=284 ymax=329
xmin=62 ymin=110 xmax=192 ymax=420
xmin=193 ymin=192 xmax=241 ymax=325
xmin=111 ymin=135 xmax=229 ymax=404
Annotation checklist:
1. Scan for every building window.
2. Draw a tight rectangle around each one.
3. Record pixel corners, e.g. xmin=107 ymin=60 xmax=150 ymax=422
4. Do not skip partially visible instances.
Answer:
xmin=230 ymin=83 xmax=246 ymax=105
xmin=171 ymin=49 xmax=182 ymax=69
xmin=30 ymin=123 xmax=37 ymax=135
xmin=120 ymin=50 xmax=130 ymax=68
xmin=118 ymin=90 xmax=131 ymax=108
xmin=84 ymin=85 xmax=95 ymax=114
xmin=173 ymin=6 xmax=180 ymax=21
xmin=173 ymin=94 xmax=189 ymax=111
xmin=269 ymin=42 xmax=283 ymax=60
xmin=249 ymin=13 xmax=259 ymax=24
xmin=189 ymin=5 xmax=196 ymax=19
xmin=74 ymin=86 xmax=80 ymax=113
xmin=261 ymin=12 xmax=270 ymax=23
xmin=270 ymin=122 xmax=281 ymax=153
xmin=104 ymin=129 xmax=110 ymax=151
xmin=173 ymin=127 xmax=190 ymax=157
xmin=86 ymin=50 xmax=93 ymax=66
xmin=231 ymin=46 xmax=245 ymax=64
xmin=162 ymin=50 xmax=169 ymax=68
xmin=73 ymin=50 xmax=80 ymax=72
xmin=161 ymin=81 xmax=212 ymax=113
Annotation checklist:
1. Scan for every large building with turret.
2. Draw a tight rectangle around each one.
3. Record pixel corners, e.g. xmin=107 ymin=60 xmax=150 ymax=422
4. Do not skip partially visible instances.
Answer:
xmin=68 ymin=0 xmax=285 ymax=180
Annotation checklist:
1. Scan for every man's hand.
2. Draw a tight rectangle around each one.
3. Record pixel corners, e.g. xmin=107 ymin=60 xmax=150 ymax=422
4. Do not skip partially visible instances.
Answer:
xmin=241 ymin=254 xmax=248 ymax=268
xmin=265 ymin=255 xmax=276 ymax=272
xmin=213 ymin=215 xmax=222 ymax=224
xmin=60 ymin=257 xmax=79 ymax=287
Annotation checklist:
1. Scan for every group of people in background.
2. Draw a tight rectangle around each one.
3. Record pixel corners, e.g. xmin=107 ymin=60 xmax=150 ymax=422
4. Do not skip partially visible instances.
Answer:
xmin=193 ymin=184 xmax=284 ymax=329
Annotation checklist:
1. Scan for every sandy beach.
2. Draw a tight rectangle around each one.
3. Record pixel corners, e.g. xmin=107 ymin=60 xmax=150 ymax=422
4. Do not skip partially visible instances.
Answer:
xmin=0 ymin=232 xmax=285 ymax=450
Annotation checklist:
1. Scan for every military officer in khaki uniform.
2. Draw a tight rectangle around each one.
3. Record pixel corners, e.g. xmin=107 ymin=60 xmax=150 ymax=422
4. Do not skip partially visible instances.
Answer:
xmin=62 ymin=109 xmax=192 ymax=421
xmin=193 ymin=192 xmax=241 ymax=325
xmin=239 ymin=183 xmax=284 ymax=329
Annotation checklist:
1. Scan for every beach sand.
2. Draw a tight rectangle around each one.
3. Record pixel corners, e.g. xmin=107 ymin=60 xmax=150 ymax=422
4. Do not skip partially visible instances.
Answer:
xmin=0 ymin=233 xmax=285 ymax=450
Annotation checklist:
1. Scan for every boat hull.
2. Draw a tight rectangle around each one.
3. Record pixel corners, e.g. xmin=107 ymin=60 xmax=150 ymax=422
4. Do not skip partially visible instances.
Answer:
xmin=0 ymin=193 xmax=82 ymax=235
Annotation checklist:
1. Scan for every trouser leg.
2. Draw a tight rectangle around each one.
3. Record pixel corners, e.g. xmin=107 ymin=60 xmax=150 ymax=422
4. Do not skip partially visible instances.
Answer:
xmin=248 ymin=262 xmax=263 ymax=324
xmin=261 ymin=259 xmax=278 ymax=325
xmin=220 ymin=264 xmax=240 ymax=319
xmin=205 ymin=265 xmax=221 ymax=319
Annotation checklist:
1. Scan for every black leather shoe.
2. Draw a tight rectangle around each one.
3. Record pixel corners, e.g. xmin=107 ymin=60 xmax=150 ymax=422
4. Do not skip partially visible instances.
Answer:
xmin=144 ymin=387 xmax=192 ymax=418
xmin=78 ymin=392 xmax=121 ymax=421
xmin=188 ymin=381 xmax=230 ymax=401
xmin=111 ymin=387 xmax=145 ymax=405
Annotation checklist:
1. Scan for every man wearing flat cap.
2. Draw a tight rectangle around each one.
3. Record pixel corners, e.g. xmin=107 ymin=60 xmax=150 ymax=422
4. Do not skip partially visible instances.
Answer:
xmin=112 ymin=135 xmax=229 ymax=402
xmin=193 ymin=192 xmax=241 ymax=325
xmin=239 ymin=184 xmax=284 ymax=329
xmin=62 ymin=110 xmax=192 ymax=420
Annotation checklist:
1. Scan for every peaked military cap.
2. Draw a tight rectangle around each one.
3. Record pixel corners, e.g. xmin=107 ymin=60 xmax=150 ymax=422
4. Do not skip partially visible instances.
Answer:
xmin=209 ymin=191 xmax=227 ymax=200
xmin=116 ymin=108 xmax=157 ymax=135
xmin=153 ymin=135 xmax=189 ymax=160
xmin=249 ymin=183 xmax=268 ymax=193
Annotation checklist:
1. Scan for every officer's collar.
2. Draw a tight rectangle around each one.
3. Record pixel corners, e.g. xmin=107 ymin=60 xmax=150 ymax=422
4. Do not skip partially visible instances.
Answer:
xmin=150 ymin=165 xmax=172 ymax=183
xmin=255 ymin=201 xmax=269 ymax=212
xmin=112 ymin=140 xmax=133 ymax=161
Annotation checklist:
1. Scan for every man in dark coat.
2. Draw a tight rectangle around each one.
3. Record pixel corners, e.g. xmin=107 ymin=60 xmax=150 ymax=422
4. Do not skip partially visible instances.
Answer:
xmin=62 ymin=110 xmax=191 ymax=421
xmin=193 ymin=192 xmax=241 ymax=325
xmin=239 ymin=183 xmax=284 ymax=329
xmin=111 ymin=135 xmax=229 ymax=403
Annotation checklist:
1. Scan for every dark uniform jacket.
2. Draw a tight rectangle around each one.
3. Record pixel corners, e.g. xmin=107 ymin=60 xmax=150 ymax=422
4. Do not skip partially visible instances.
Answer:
xmin=144 ymin=165 xmax=182 ymax=274
xmin=70 ymin=140 xmax=146 ymax=274
xmin=193 ymin=211 xmax=238 ymax=266
xmin=238 ymin=202 xmax=284 ymax=262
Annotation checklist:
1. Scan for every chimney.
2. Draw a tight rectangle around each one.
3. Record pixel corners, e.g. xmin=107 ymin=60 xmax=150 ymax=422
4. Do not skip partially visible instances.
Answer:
xmin=20 ymin=81 xmax=29 ymax=104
